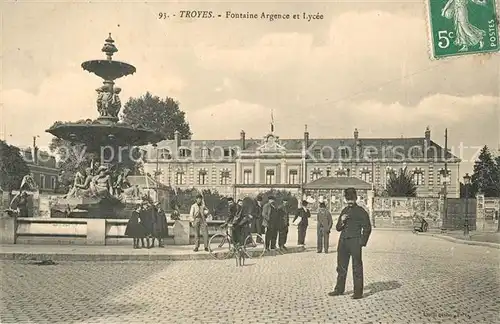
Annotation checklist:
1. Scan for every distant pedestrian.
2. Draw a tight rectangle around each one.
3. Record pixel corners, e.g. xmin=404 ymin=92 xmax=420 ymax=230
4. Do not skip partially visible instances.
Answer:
xmin=151 ymin=202 xmax=168 ymax=248
xmin=125 ymin=204 xmax=146 ymax=249
xmin=277 ymin=198 xmax=290 ymax=250
xmin=262 ymin=196 xmax=279 ymax=250
xmin=293 ymin=200 xmax=310 ymax=246
xmin=190 ymin=194 xmax=209 ymax=252
xmin=316 ymin=202 xmax=333 ymax=253
xmin=329 ymin=187 xmax=372 ymax=299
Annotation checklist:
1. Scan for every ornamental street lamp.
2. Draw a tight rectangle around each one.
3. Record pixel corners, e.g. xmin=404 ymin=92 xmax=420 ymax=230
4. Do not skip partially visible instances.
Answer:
xmin=463 ymin=173 xmax=471 ymax=238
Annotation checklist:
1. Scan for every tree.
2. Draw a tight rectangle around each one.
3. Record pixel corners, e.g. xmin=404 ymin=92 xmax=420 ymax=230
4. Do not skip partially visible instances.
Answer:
xmin=471 ymin=146 xmax=499 ymax=197
xmin=0 ymin=140 xmax=30 ymax=192
xmin=121 ymin=92 xmax=192 ymax=140
xmin=386 ymin=167 xmax=417 ymax=197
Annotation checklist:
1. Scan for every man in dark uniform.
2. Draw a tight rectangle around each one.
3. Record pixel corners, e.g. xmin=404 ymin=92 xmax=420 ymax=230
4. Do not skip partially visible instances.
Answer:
xmin=262 ymin=196 xmax=279 ymax=250
xmin=251 ymin=195 xmax=264 ymax=243
xmin=329 ymin=187 xmax=372 ymax=299
xmin=277 ymin=198 xmax=290 ymax=250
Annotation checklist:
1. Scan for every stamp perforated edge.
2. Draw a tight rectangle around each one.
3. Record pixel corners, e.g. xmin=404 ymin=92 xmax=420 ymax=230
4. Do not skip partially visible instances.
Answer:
xmin=424 ymin=0 xmax=500 ymax=61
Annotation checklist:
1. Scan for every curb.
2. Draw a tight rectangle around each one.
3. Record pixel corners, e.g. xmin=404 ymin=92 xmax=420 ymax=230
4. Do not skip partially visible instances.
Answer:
xmin=419 ymin=233 xmax=500 ymax=249
xmin=0 ymin=246 xmax=306 ymax=262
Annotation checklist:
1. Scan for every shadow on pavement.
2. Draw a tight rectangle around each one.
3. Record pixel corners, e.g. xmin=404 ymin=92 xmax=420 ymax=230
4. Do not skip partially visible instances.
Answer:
xmin=346 ymin=280 xmax=402 ymax=298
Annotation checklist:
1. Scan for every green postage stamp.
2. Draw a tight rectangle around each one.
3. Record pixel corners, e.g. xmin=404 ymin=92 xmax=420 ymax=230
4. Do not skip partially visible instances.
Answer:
xmin=427 ymin=0 xmax=499 ymax=59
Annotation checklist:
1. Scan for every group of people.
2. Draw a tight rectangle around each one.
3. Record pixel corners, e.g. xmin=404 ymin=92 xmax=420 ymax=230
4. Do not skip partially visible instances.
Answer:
xmin=125 ymin=199 xmax=169 ymax=249
xmin=188 ymin=193 xmax=321 ymax=252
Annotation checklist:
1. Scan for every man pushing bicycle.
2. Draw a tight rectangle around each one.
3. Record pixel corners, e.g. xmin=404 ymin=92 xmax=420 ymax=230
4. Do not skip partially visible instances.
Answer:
xmin=221 ymin=198 xmax=252 ymax=246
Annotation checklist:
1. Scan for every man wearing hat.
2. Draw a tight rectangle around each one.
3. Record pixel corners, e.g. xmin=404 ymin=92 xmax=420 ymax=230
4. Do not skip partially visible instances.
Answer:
xmin=189 ymin=194 xmax=210 ymax=252
xmin=262 ymin=196 xmax=280 ymax=250
xmin=293 ymin=200 xmax=311 ymax=246
xmin=277 ymin=198 xmax=290 ymax=250
xmin=329 ymin=187 xmax=372 ymax=299
xmin=251 ymin=195 xmax=264 ymax=243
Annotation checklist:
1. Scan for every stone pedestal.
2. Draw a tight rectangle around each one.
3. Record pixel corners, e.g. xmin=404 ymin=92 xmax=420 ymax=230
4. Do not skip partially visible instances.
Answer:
xmin=0 ymin=216 xmax=16 ymax=244
xmin=173 ymin=220 xmax=191 ymax=245
xmin=86 ymin=219 xmax=106 ymax=245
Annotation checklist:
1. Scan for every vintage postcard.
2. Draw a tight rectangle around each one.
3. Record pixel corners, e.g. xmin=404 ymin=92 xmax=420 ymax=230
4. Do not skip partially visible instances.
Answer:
xmin=1 ymin=0 xmax=499 ymax=323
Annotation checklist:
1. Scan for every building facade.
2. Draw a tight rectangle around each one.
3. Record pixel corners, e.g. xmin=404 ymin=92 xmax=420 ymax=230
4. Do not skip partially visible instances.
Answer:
xmin=142 ymin=126 xmax=461 ymax=199
xmin=21 ymin=148 xmax=59 ymax=193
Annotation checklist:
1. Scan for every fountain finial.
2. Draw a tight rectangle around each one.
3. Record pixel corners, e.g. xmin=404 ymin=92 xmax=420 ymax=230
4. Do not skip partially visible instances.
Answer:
xmin=102 ymin=33 xmax=118 ymax=61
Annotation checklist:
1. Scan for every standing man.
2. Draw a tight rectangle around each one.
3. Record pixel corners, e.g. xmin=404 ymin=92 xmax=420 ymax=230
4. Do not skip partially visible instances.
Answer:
xmin=278 ymin=198 xmax=290 ymax=250
xmin=251 ymin=195 xmax=264 ymax=243
xmin=293 ymin=200 xmax=311 ymax=246
xmin=316 ymin=202 xmax=333 ymax=253
xmin=190 ymin=194 xmax=209 ymax=252
xmin=262 ymin=196 xmax=279 ymax=250
xmin=329 ymin=188 xmax=372 ymax=299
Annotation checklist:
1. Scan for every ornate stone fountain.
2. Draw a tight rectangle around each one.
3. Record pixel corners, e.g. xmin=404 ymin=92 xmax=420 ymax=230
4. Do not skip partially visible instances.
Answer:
xmin=46 ymin=34 xmax=165 ymax=218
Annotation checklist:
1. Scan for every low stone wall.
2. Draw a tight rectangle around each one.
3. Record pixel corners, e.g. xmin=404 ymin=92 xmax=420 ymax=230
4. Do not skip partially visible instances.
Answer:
xmin=0 ymin=216 xmax=226 ymax=246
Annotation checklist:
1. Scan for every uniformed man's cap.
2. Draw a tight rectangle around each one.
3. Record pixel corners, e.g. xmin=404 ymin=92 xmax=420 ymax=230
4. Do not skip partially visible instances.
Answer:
xmin=301 ymin=200 xmax=308 ymax=206
xmin=256 ymin=195 xmax=263 ymax=201
xmin=196 ymin=194 xmax=203 ymax=199
xmin=268 ymin=196 xmax=276 ymax=200
xmin=319 ymin=202 xmax=326 ymax=208
xmin=227 ymin=197 xmax=234 ymax=202
xmin=344 ymin=188 xmax=357 ymax=201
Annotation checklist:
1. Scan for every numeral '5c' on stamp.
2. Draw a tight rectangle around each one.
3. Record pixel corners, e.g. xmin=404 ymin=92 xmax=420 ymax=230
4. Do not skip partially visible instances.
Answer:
xmin=427 ymin=0 xmax=499 ymax=58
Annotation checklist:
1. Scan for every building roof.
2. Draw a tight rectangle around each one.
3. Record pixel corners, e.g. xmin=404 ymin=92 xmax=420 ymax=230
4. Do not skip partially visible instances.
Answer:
xmin=128 ymin=175 xmax=167 ymax=189
xmin=145 ymin=135 xmax=459 ymax=162
xmin=303 ymin=177 xmax=372 ymax=190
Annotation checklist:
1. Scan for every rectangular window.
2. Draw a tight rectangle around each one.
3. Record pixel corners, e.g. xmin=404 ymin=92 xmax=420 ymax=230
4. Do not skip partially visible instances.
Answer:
xmin=361 ymin=172 xmax=371 ymax=183
xmin=265 ymin=169 xmax=275 ymax=185
xmin=198 ymin=171 xmax=207 ymax=185
xmin=288 ymin=169 xmax=298 ymax=184
xmin=40 ymin=175 xmax=45 ymax=189
xmin=413 ymin=172 xmax=423 ymax=185
xmin=243 ymin=169 xmax=252 ymax=184
xmin=311 ymin=171 xmax=321 ymax=181
xmin=51 ymin=176 xmax=57 ymax=189
xmin=201 ymin=148 xmax=210 ymax=159
xmin=223 ymin=149 xmax=232 ymax=157
xmin=220 ymin=171 xmax=230 ymax=185
xmin=175 ymin=172 xmax=184 ymax=185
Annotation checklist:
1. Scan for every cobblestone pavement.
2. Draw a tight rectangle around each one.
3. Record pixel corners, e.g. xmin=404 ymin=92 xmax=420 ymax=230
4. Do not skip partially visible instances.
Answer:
xmin=1 ymin=231 xmax=499 ymax=324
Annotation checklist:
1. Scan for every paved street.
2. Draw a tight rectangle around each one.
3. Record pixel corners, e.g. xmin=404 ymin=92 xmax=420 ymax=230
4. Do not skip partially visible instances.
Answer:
xmin=1 ymin=230 xmax=499 ymax=324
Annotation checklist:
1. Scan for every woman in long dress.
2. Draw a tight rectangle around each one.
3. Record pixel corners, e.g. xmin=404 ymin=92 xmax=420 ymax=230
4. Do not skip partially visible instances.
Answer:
xmin=441 ymin=0 xmax=486 ymax=51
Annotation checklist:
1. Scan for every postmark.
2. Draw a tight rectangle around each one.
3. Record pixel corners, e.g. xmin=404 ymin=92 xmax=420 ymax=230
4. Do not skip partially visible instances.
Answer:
xmin=427 ymin=0 xmax=499 ymax=59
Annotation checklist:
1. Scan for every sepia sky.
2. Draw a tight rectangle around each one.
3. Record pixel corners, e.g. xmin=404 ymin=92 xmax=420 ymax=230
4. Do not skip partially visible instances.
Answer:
xmin=1 ymin=0 xmax=499 ymax=175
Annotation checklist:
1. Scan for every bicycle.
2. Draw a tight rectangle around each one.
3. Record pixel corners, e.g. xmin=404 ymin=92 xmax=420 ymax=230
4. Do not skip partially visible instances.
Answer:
xmin=208 ymin=224 xmax=266 ymax=260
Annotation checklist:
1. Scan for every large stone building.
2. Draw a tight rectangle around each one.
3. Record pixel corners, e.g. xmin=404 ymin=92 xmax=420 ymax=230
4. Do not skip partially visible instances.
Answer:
xmin=142 ymin=126 xmax=460 ymax=199
xmin=20 ymin=148 xmax=59 ymax=193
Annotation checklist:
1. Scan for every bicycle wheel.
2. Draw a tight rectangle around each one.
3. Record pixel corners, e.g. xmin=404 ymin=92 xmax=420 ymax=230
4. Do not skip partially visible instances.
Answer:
xmin=208 ymin=233 xmax=233 ymax=260
xmin=243 ymin=233 xmax=266 ymax=258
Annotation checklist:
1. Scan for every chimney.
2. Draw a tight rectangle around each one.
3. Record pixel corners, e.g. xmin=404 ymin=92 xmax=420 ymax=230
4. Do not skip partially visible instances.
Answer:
xmin=174 ymin=130 xmax=181 ymax=148
xmin=424 ymin=126 xmax=431 ymax=148
xmin=304 ymin=124 xmax=309 ymax=148
xmin=354 ymin=128 xmax=360 ymax=159
xmin=32 ymin=136 xmax=38 ymax=165
xmin=240 ymin=130 xmax=246 ymax=150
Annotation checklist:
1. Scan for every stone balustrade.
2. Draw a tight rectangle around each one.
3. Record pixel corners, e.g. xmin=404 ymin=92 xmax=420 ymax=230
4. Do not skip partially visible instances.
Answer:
xmin=0 ymin=215 xmax=225 ymax=246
